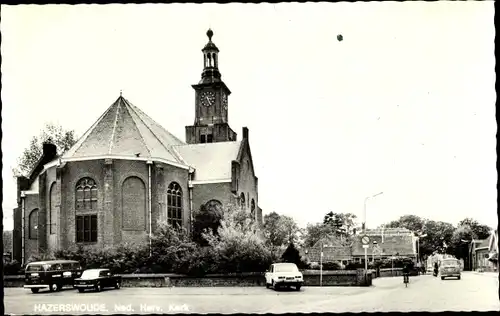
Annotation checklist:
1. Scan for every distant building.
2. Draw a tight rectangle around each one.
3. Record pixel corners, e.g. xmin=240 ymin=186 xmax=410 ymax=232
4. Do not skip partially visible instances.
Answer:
xmin=472 ymin=230 xmax=498 ymax=272
xmin=304 ymin=228 xmax=417 ymax=266
xmin=12 ymin=29 xmax=262 ymax=264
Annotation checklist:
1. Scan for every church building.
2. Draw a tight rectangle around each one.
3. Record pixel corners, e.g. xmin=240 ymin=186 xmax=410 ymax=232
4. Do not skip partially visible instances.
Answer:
xmin=12 ymin=29 xmax=262 ymax=264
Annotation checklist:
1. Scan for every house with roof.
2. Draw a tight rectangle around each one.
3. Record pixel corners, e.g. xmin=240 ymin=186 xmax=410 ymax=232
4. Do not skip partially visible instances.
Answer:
xmin=303 ymin=228 xmax=417 ymax=267
xmin=471 ymin=230 xmax=498 ymax=272
xmin=12 ymin=29 xmax=262 ymax=264
xmin=350 ymin=228 xmax=417 ymax=264
xmin=304 ymin=235 xmax=352 ymax=266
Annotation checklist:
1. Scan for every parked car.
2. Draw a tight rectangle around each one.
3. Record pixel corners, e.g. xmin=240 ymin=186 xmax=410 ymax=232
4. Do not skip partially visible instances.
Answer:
xmin=440 ymin=259 xmax=461 ymax=280
xmin=74 ymin=269 xmax=122 ymax=292
xmin=265 ymin=263 xmax=303 ymax=291
xmin=24 ymin=260 xmax=83 ymax=293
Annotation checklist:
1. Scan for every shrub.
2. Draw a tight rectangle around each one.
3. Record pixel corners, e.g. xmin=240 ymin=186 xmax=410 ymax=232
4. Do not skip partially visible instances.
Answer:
xmin=322 ymin=262 xmax=342 ymax=270
xmin=345 ymin=262 xmax=365 ymax=270
xmin=203 ymin=205 xmax=274 ymax=273
xmin=3 ymin=260 xmax=23 ymax=275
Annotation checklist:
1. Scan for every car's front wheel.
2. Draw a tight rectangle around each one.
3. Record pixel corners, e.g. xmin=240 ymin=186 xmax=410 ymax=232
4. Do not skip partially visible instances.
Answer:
xmin=457 ymin=276 xmax=461 ymax=280
xmin=95 ymin=282 xmax=102 ymax=292
xmin=49 ymin=283 xmax=59 ymax=292
xmin=78 ymin=289 xmax=85 ymax=293
xmin=31 ymin=288 xmax=39 ymax=294
xmin=296 ymin=285 xmax=301 ymax=291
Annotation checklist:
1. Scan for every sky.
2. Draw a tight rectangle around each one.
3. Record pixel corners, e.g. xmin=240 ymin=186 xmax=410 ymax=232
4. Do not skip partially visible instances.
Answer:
xmin=1 ymin=3 xmax=497 ymax=232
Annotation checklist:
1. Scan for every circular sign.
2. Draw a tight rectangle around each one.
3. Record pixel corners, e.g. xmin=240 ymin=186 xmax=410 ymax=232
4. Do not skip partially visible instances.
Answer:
xmin=361 ymin=236 xmax=370 ymax=245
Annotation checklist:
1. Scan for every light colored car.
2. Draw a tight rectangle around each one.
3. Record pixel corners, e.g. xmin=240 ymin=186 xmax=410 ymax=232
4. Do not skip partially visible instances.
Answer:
xmin=265 ymin=263 xmax=303 ymax=291
xmin=439 ymin=258 xmax=461 ymax=280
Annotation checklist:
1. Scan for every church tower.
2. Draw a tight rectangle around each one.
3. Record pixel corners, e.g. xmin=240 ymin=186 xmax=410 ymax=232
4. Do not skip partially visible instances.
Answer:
xmin=185 ymin=29 xmax=237 ymax=144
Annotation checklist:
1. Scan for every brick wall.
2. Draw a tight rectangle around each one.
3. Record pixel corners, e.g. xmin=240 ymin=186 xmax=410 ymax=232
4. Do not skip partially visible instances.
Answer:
xmin=191 ymin=182 xmax=232 ymax=215
xmin=3 ymin=270 xmax=372 ymax=288
xmin=23 ymin=193 xmax=40 ymax=261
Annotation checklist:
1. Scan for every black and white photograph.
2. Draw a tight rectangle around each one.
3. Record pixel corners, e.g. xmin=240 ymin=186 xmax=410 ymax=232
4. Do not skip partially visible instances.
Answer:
xmin=1 ymin=2 xmax=498 ymax=314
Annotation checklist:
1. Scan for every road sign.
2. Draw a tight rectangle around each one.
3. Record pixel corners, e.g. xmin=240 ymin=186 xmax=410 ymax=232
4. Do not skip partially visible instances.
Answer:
xmin=361 ymin=235 xmax=370 ymax=245
xmin=362 ymin=244 xmax=369 ymax=249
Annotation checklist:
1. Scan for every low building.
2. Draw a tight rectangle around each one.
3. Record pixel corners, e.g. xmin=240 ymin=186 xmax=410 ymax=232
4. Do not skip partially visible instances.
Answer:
xmin=351 ymin=228 xmax=416 ymax=264
xmin=472 ymin=230 xmax=498 ymax=272
xmin=305 ymin=235 xmax=352 ymax=266
xmin=304 ymin=228 xmax=417 ymax=267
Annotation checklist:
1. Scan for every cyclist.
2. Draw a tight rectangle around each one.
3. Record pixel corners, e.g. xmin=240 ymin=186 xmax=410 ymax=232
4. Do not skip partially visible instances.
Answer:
xmin=402 ymin=263 xmax=410 ymax=286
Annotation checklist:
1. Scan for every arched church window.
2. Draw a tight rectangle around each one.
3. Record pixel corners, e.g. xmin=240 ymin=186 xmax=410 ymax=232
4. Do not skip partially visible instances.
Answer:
xmin=240 ymin=192 xmax=246 ymax=210
xmin=49 ymin=182 xmax=57 ymax=234
xmin=167 ymin=182 xmax=183 ymax=228
xmin=207 ymin=54 xmax=212 ymax=67
xmin=75 ymin=177 xmax=98 ymax=211
xmin=29 ymin=209 xmax=39 ymax=240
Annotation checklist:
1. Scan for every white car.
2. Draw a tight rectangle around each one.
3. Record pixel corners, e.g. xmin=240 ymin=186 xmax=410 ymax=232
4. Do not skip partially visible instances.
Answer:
xmin=265 ymin=263 xmax=303 ymax=291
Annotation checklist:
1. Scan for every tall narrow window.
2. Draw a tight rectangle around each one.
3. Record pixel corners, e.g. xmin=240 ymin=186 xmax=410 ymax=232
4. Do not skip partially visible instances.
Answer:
xmin=75 ymin=178 xmax=98 ymax=211
xmin=251 ymin=199 xmax=256 ymax=219
xmin=29 ymin=209 xmax=39 ymax=240
xmin=76 ymin=214 xmax=97 ymax=243
xmin=207 ymin=134 xmax=213 ymax=143
xmin=49 ymin=183 xmax=57 ymax=234
xmin=240 ymin=193 xmax=246 ymax=210
xmin=167 ymin=182 xmax=183 ymax=228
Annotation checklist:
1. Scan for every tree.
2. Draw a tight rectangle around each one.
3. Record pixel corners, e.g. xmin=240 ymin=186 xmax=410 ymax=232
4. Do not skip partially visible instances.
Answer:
xmin=203 ymin=204 xmax=274 ymax=273
xmin=450 ymin=225 xmax=477 ymax=260
xmin=13 ymin=122 xmax=77 ymax=177
xmin=323 ymin=212 xmax=358 ymax=240
xmin=386 ymin=214 xmax=425 ymax=233
xmin=458 ymin=218 xmax=491 ymax=240
xmin=262 ymin=212 xmax=300 ymax=255
xmin=302 ymin=223 xmax=336 ymax=248
xmin=192 ymin=201 xmax=224 ymax=245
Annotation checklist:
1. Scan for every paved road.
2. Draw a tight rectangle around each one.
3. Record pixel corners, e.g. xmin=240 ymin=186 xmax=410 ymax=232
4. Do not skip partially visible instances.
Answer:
xmin=4 ymin=272 xmax=499 ymax=314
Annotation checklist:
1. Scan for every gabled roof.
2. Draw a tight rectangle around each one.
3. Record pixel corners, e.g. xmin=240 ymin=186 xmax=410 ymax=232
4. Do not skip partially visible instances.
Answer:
xmin=63 ymin=96 xmax=186 ymax=164
xmin=352 ymin=234 xmax=415 ymax=257
xmin=174 ymin=141 xmax=241 ymax=181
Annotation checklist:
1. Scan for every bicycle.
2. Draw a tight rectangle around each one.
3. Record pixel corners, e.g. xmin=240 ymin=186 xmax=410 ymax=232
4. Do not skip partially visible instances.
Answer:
xmin=403 ymin=273 xmax=409 ymax=287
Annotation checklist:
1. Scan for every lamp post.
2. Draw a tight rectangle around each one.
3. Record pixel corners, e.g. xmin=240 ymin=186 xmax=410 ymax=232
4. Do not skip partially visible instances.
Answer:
xmin=362 ymin=192 xmax=383 ymax=233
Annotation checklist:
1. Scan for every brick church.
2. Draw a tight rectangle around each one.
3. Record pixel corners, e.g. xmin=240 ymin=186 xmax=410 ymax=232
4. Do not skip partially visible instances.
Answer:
xmin=12 ymin=29 xmax=262 ymax=264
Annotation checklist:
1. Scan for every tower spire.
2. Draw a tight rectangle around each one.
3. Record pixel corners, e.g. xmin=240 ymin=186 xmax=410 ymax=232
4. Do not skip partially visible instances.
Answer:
xmin=200 ymin=29 xmax=221 ymax=84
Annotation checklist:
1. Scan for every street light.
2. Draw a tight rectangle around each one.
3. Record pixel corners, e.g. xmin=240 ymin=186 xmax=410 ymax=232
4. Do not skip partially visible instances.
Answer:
xmin=362 ymin=191 xmax=383 ymax=233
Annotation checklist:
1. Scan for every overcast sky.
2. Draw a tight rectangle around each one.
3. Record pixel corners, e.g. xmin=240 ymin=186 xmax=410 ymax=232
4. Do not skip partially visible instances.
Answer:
xmin=1 ymin=3 xmax=496 ymax=232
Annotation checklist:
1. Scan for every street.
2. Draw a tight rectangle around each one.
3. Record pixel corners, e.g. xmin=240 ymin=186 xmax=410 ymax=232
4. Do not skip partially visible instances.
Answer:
xmin=4 ymin=272 xmax=499 ymax=314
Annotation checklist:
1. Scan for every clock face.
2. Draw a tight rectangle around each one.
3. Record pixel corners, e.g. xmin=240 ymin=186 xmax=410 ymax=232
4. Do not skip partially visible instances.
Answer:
xmin=200 ymin=91 xmax=216 ymax=107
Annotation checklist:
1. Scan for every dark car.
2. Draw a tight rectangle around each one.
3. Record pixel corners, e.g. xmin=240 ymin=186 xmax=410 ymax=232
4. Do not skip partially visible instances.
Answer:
xmin=24 ymin=260 xmax=83 ymax=293
xmin=74 ymin=269 xmax=122 ymax=293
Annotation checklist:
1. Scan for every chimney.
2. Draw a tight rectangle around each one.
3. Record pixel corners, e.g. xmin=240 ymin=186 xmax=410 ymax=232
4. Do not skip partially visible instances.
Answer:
xmin=242 ymin=127 xmax=249 ymax=140
xmin=42 ymin=139 xmax=57 ymax=160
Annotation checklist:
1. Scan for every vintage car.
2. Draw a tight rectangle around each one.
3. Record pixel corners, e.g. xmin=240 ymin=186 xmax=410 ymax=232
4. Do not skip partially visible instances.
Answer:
xmin=74 ymin=268 xmax=122 ymax=292
xmin=265 ymin=263 xmax=303 ymax=291
xmin=24 ymin=260 xmax=83 ymax=293
xmin=440 ymin=258 xmax=461 ymax=280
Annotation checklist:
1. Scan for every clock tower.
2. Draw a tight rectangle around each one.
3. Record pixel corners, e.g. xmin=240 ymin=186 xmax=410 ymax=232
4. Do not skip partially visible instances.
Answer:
xmin=185 ymin=29 xmax=237 ymax=144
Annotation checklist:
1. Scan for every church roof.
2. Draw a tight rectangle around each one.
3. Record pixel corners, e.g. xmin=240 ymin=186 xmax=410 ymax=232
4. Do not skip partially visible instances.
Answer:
xmin=174 ymin=141 xmax=241 ymax=181
xmin=63 ymin=96 xmax=186 ymax=164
